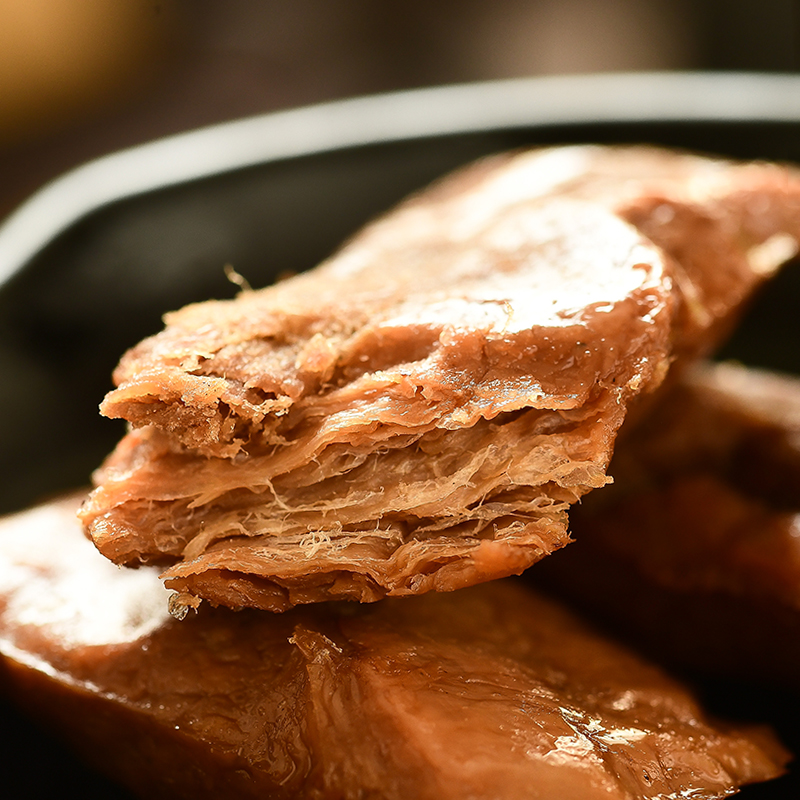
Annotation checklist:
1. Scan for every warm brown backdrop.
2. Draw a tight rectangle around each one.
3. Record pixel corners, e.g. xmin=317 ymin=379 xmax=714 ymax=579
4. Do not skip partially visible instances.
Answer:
xmin=1 ymin=0 xmax=798 ymax=220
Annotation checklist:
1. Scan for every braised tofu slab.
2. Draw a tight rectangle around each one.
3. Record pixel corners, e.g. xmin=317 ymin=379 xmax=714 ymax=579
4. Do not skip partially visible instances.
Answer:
xmin=0 ymin=495 xmax=788 ymax=799
xmin=79 ymin=146 xmax=800 ymax=612
xmin=539 ymin=362 xmax=800 ymax=687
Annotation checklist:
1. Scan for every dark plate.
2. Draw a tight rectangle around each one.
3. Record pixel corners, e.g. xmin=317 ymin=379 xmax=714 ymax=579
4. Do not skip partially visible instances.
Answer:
xmin=1 ymin=72 xmax=799 ymax=798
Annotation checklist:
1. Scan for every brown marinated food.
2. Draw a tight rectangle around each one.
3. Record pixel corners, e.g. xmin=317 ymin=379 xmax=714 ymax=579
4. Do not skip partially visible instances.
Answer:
xmin=0 ymin=494 xmax=788 ymax=799
xmin=79 ymin=145 xmax=800 ymax=612
xmin=538 ymin=362 xmax=800 ymax=686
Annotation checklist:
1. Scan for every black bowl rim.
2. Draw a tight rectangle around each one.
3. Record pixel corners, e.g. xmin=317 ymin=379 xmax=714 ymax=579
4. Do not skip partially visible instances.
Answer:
xmin=2 ymin=70 xmax=800 ymax=290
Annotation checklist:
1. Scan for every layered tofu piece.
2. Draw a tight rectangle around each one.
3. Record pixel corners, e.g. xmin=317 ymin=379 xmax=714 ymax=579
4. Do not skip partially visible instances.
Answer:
xmin=79 ymin=145 xmax=800 ymax=612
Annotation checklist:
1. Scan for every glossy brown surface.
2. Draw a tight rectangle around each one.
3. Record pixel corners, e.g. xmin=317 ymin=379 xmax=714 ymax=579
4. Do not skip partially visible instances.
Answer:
xmin=0 ymin=494 xmax=788 ymax=799
xmin=79 ymin=145 xmax=800 ymax=612
xmin=539 ymin=362 xmax=800 ymax=686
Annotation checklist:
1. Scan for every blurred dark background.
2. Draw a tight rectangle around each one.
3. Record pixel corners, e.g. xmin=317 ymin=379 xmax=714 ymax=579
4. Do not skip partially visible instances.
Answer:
xmin=1 ymin=0 xmax=799 ymax=221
